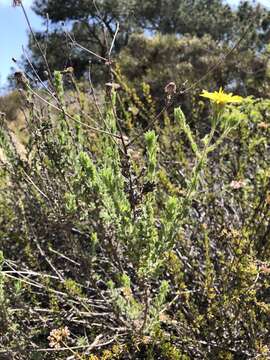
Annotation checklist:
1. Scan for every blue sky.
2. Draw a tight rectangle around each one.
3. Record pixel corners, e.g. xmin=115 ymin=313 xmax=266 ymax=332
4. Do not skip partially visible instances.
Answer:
xmin=0 ymin=0 xmax=42 ymax=88
xmin=0 ymin=0 xmax=269 ymax=88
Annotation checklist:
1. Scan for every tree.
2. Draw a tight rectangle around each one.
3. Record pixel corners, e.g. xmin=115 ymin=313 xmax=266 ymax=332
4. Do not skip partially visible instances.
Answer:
xmin=25 ymin=0 xmax=270 ymax=82
xmin=26 ymin=0 xmax=140 ymax=78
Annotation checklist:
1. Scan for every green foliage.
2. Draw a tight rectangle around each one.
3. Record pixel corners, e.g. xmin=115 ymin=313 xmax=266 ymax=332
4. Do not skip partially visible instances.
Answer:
xmin=118 ymin=32 xmax=270 ymax=122
xmin=174 ymin=107 xmax=199 ymax=158
xmin=144 ymin=130 xmax=158 ymax=181
xmin=0 ymin=64 xmax=270 ymax=359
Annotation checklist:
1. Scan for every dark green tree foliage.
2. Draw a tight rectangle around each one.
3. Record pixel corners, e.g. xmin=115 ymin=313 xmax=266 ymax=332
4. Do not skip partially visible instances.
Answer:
xmin=26 ymin=0 xmax=270 ymax=84
xmin=134 ymin=0 xmax=235 ymax=38
xmin=117 ymin=33 xmax=270 ymax=129
xmin=236 ymin=1 xmax=270 ymax=48
xmin=27 ymin=0 xmax=140 ymax=77
xmin=121 ymin=32 xmax=270 ymax=90
xmin=28 ymin=30 xmax=91 ymax=79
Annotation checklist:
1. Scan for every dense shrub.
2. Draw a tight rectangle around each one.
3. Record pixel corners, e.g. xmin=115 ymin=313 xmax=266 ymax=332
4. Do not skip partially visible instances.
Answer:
xmin=117 ymin=34 xmax=270 ymax=121
xmin=0 ymin=71 xmax=270 ymax=359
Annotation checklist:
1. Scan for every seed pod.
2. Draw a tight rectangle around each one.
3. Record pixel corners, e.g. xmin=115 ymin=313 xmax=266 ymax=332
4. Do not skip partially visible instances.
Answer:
xmin=164 ymin=82 xmax=177 ymax=97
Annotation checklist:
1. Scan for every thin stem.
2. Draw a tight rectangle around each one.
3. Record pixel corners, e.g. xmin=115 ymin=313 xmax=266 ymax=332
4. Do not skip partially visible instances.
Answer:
xmin=20 ymin=3 xmax=54 ymax=87
xmin=27 ymin=86 xmax=121 ymax=139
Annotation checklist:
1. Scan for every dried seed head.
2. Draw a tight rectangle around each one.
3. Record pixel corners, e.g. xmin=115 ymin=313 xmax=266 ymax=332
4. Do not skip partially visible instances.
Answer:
xmin=12 ymin=0 xmax=21 ymax=6
xmin=260 ymin=265 xmax=270 ymax=274
xmin=164 ymin=82 xmax=177 ymax=96
xmin=257 ymin=122 xmax=269 ymax=129
xmin=48 ymin=326 xmax=70 ymax=349
xmin=229 ymin=179 xmax=246 ymax=190
xmin=62 ymin=67 xmax=74 ymax=74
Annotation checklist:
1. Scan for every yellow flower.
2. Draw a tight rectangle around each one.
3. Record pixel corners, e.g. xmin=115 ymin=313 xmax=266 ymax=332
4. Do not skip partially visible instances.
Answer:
xmin=200 ymin=87 xmax=243 ymax=105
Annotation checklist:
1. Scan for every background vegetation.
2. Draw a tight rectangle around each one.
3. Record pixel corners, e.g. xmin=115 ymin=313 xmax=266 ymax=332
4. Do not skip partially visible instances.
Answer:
xmin=0 ymin=0 xmax=270 ymax=359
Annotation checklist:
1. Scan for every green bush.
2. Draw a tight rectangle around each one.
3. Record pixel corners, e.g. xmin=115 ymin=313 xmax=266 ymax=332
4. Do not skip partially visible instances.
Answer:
xmin=0 ymin=72 xmax=270 ymax=359
xmin=117 ymin=33 xmax=270 ymax=125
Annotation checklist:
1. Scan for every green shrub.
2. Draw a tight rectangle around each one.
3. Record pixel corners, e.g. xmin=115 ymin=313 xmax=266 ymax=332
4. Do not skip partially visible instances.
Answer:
xmin=0 ymin=72 xmax=270 ymax=359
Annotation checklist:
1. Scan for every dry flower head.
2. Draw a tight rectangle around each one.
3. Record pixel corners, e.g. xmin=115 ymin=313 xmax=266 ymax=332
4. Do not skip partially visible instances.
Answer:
xmin=48 ymin=326 xmax=70 ymax=349
xmin=230 ymin=179 xmax=246 ymax=190
xmin=164 ymin=82 xmax=177 ymax=100
xmin=12 ymin=0 xmax=21 ymax=6
xmin=258 ymin=122 xmax=269 ymax=129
